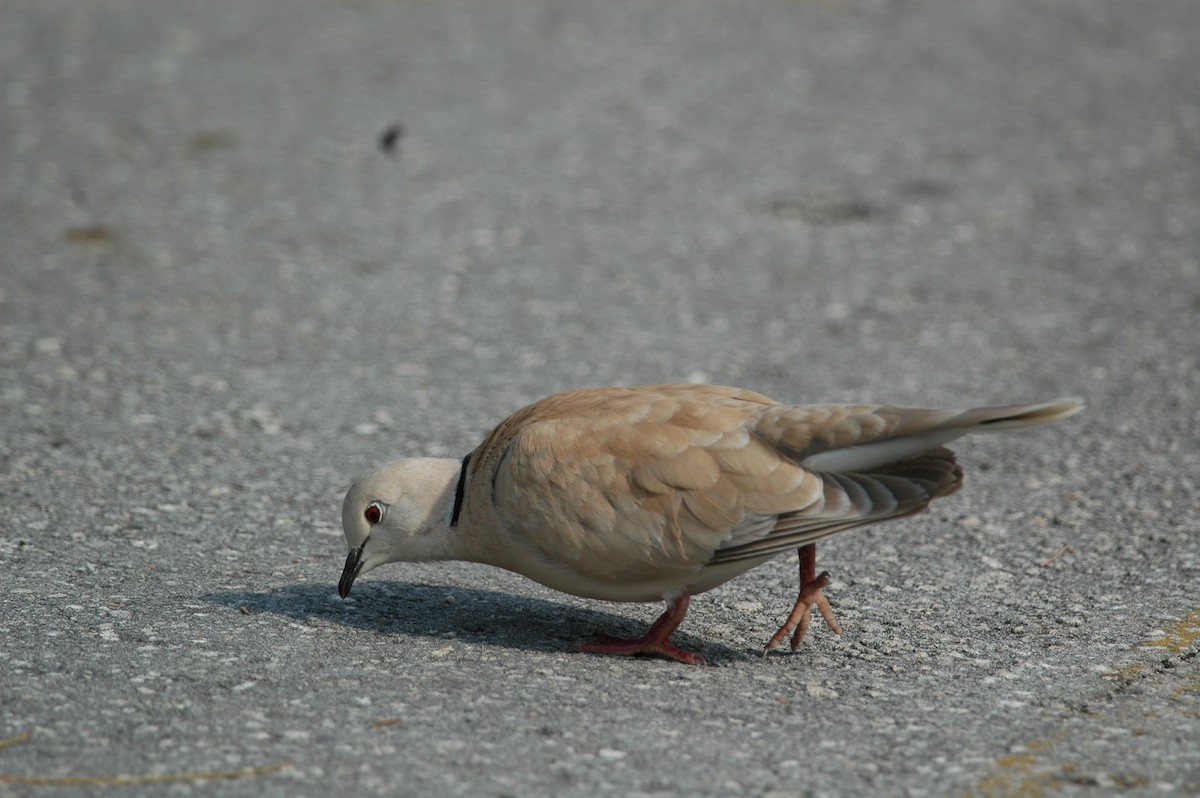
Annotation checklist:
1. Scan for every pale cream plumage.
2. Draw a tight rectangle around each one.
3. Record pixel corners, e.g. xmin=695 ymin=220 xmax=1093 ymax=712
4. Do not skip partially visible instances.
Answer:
xmin=339 ymin=384 xmax=1082 ymax=664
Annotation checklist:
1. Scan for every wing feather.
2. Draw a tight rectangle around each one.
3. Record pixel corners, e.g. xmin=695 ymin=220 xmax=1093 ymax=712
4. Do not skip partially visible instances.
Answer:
xmin=708 ymin=449 xmax=962 ymax=565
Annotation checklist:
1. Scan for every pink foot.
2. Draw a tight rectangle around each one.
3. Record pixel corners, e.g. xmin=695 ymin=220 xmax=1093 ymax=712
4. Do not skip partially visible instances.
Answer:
xmin=764 ymin=544 xmax=843 ymax=654
xmin=572 ymin=593 xmax=708 ymax=666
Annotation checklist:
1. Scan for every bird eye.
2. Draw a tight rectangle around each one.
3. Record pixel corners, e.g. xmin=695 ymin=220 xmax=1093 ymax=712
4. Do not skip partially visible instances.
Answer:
xmin=364 ymin=502 xmax=384 ymax=525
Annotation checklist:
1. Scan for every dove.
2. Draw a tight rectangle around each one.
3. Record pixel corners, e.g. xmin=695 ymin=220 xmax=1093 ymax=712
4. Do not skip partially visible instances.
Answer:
xmin=338 ymin=384 xmax=1082 ymax=665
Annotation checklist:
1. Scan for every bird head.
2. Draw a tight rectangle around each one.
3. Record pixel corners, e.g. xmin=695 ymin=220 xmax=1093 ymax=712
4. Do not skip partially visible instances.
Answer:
xmin=338 ymin=457 xmax=464 ymax=598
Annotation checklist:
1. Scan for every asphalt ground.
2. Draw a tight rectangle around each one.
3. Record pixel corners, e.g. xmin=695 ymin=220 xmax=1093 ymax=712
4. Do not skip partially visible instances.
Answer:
xmin=1 ymin=1 xmax=1198 ymax=795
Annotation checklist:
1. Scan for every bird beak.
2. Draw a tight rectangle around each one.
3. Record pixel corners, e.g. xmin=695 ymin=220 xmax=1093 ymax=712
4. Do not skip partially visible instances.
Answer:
xmin=338 ymin=544 xmax=365 ymax=598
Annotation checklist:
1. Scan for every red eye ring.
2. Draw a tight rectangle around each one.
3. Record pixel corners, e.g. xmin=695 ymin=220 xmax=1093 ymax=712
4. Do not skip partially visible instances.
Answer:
xmin=364 ymin=502 xmax=384 ymax=525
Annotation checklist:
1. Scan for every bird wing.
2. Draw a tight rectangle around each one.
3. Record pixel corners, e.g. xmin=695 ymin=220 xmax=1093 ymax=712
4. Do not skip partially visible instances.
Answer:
xmin=484 ymin=385 xmax=793 ymax=585
xmin=708 ymin=399 xmax=1081 ymax=563
xmin=706 ymin=448 xmax=962 ymax=565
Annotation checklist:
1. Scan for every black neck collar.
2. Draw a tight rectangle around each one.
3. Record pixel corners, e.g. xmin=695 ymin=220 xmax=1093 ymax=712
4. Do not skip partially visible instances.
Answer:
xmin=450 ymin=453 xmax=470 ymax=527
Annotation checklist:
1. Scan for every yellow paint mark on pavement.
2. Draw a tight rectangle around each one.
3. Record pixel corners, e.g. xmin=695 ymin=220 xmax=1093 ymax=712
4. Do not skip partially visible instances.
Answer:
xmin=0 ymin=731 xmax=291 ymax=786
xmin=970 ymin=749 xmax=1066 ymax=798
xmin=0 ymin=733 xmax=30 ymax=751
xmin=1106 ymin=662 xmax=1143 ymax=680
xmin=968 ymin=608 xmax=1200 ymax=796
xmin=1141 ymin=608 xmax=1200 ymax=653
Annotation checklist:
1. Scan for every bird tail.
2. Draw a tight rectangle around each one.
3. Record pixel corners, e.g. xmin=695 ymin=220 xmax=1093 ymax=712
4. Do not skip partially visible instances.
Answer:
xmin=956 ymin=398 xmax=1085 ymax=432
xmin=798 ymin=398 xmax=1083 ymax=473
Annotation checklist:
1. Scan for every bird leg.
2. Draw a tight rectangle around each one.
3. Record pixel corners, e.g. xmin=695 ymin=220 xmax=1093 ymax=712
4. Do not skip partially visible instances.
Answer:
xmin=573 ymin=592 xmax=707 ymax=666
xmin=764 ymin=544 xmax=842 ymax=654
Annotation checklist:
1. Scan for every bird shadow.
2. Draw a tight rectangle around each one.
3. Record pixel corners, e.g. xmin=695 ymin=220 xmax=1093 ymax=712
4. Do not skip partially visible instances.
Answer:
xmin=200 ymin=580 xmax=746 ymax=662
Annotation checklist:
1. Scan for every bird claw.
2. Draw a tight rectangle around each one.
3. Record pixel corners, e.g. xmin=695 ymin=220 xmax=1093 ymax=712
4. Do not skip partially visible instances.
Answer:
xmin=570 ymin=593 xmax=707 ymax=665
xmin=763 ymin=570 xmax=842 ymax=655
xmin=572 ymin=635 xmax=708 ymax=666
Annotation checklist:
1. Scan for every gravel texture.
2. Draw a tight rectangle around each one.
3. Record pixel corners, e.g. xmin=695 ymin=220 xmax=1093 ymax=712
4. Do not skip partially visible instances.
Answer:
xmin=2 ymin=1 xmax=1198 ymax=795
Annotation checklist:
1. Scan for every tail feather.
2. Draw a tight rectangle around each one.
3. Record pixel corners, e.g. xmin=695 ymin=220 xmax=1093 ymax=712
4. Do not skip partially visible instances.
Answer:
xmin=965 ymin=398 xmax=1085 ymax=432
xmin=800 ymin=398 xmax=1083 ymax=473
